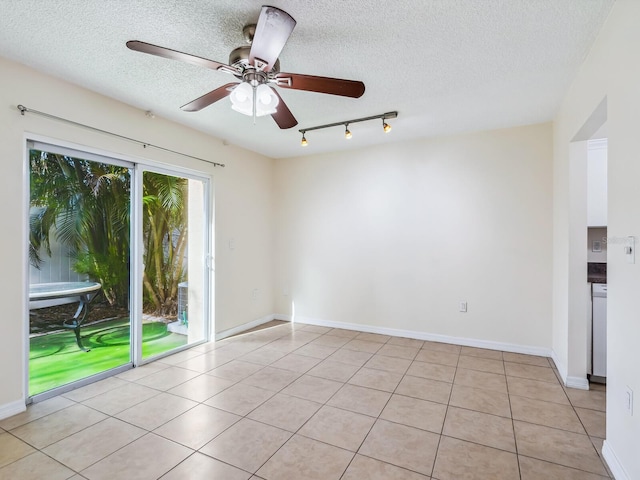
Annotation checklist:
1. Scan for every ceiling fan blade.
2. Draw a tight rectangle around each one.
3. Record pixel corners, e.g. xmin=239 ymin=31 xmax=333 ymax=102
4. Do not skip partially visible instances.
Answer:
xmin=249 ymin=6 xmax=296 ymax=72
xmin=270 ymin=89 xmax=298 ymax=129
xmin=180 ymin=83 xmax=238 ymax=112
xmin=275 ymin=72 xmax=365 ymax=98
xmin=126 ymin=40 xmax=236 ymax=74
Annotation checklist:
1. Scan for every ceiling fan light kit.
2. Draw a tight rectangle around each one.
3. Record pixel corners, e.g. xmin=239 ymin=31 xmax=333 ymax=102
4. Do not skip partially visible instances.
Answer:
xmin=127 ymin=5 xmax=365 ymax=130
xmin=298 ymin=111 xmax=398 ymax=147
xmin=230 ymin=82 xmax=279 ymax=118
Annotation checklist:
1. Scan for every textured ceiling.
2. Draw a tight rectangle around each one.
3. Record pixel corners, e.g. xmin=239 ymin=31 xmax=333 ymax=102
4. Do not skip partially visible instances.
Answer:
xmin=0 ymin=0 xmax=614 ymax=159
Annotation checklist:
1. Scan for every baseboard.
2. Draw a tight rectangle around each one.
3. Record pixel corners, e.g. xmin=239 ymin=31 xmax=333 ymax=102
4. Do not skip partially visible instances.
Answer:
xmin=550 ymin=351 xmax=589 ymax=390
xmin=603 ymin=440 xmax=630 ymax=480
xmin=565 ymin=376 xmax=590 ymax=390
xmin=214 ymin=314 xmax=290 ymax=341
xmin=0 ymin=399 xmax=25 ymax=421
xmin=286 ymin=314 xmax=552 ymax=358
xmin=550 ymin=350 xmax=568 ymax=382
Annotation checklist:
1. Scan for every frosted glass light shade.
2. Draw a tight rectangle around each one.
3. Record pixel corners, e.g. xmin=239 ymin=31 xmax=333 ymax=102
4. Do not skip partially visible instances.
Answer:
xmin=255 ymin=84 xmax=279 ymax=116
xmin=230 ymin=83 xmax=279 ymax=117
xmin=230 ymin=82 xmax=253 ymax=116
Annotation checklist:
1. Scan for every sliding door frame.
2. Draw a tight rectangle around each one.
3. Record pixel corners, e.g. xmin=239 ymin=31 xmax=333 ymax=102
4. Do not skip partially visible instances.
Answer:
xmin=23 ymin=134 xmax=214 ymax=402
xmin=133 ymin=163 xmax=213 ymax=366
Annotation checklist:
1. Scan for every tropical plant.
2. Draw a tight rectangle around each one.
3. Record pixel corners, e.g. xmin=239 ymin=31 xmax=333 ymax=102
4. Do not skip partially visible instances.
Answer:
xmin=141 ymin=172 xmax=188 ymax=316
xmin=29 ymin=150 xmax=131 ymax=307
xmin=29 ymin=151 xmax=189 ymax=316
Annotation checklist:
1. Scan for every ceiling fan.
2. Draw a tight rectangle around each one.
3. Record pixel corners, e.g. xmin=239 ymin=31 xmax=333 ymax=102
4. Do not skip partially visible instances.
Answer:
xmin=127 ymin=5 xmax=365 ymax=129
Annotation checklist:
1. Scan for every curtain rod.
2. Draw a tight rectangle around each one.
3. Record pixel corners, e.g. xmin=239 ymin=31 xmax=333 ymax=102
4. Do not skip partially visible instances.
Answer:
xmin=16 ymin=104 xmax=225 ymax=168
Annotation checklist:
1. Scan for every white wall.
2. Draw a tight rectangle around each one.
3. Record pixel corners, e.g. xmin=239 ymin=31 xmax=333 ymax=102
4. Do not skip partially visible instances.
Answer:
xmin=274 ymin=123 xmax=553 ymax=350
xmin=553 ymin=1 xmax=640 ymax=478
xmin=587 ymin=139 xmax=608 ymax=227
xmin=0 ymin=56 xmax=274 ymax=413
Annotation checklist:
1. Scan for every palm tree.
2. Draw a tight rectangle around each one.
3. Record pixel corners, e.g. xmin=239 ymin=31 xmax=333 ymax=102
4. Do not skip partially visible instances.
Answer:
xmin=29 ymin=150 xmax=131 ymax=307
xmin=141 ymin=172 xmax=188 ymax=316
xmin=29 ymin=151 xmax=189 ymax=316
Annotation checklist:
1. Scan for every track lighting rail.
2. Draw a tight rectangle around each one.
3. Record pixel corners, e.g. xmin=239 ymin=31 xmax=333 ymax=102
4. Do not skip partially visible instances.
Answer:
xmin=299 ymin=111 xmax=397 ymax=146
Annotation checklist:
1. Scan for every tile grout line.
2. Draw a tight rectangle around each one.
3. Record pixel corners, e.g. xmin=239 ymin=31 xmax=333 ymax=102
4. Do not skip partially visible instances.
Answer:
xmin=505 ymin=354 xmax=524 ymax=480
xmin=428 ymin=347 xmax=460 ymax=479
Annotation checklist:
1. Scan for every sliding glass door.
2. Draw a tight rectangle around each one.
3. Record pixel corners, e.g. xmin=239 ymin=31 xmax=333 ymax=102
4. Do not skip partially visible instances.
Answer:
xmin=28 ymin=145 xmax=133 ymax=396
xmin=28 ymin=142 xmax=211 ymax=398
xmin=138 ymin=168 xmax=209 ymax=361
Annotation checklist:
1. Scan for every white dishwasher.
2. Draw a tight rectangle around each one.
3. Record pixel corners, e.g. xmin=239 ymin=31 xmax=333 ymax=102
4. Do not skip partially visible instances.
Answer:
xmin=592 ymin=283 xmax=607 ymax=381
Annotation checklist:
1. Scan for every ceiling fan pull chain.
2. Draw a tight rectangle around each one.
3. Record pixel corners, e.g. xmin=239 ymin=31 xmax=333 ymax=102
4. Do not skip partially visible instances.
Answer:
xmin=253 ymin=85 xmax=257 ymax=125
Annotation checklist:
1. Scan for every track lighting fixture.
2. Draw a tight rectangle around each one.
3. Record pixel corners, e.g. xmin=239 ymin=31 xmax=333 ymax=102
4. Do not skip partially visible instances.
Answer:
xmin=298 ymin=111 xmax=397 ymax=146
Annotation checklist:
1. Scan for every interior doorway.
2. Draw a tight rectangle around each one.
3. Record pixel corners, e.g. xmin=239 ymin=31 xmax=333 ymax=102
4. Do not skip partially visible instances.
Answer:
xmin=565 ymin=97 xmax=607 ymax=389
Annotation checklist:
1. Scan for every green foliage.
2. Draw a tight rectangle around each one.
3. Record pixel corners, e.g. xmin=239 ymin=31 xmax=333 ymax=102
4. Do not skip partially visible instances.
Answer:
xmin=142 ymin=172 xmax=188 ymax=316
xmin=29 ymin=151 xmax=189 ymax=315
xmin=29 ymin=150 xmax=131 ymax=307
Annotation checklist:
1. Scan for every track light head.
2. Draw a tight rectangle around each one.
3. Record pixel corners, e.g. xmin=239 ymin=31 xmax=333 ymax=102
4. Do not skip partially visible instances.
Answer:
xmin=344 ymin=124 xmax=352 ymax=139
xmin=382 ymin=120 xmax=391 ymax=133
xmin=301 ymin=132 xmax=308 ymax=146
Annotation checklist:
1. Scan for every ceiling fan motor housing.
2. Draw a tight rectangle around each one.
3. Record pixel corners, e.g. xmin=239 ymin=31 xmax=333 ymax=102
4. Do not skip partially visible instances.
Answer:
xmin=229 ymin=45 xmax=280 ymax=81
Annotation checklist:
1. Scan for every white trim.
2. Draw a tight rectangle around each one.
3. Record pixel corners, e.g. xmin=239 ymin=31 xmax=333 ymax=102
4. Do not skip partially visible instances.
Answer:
xmin=550 ymin=350 xmax=590 ymax=390
xmin=551 ymin=350 xmax=568 ymax=382
xmin=603 ymin=440 xmax=630 ymax=480
xmin=27 ymin=132 xmax=138 ymax=169
xmin=28 ymin=139 xmax=134 ymax=169
xmin=587 ymin=138 xmax=608 ymax=150
xmin=0 ymin=399 xmax=26 ymax=421
xmin=215 ymin=314 xmax=289 ymax=341
xmin=131 ymin=163 xmax=143 ymax=365
xmin=22 ymin=135 xmax=31 ymax=402
xmin=565 ymin=376 xmax=590 ymax=390
xmin=284 ymin=314 xmax=552 ymax=357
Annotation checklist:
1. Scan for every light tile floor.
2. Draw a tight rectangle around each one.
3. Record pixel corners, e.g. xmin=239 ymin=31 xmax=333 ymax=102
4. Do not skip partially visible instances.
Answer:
xmin=0 ymin=322 xmax=611 ymax=480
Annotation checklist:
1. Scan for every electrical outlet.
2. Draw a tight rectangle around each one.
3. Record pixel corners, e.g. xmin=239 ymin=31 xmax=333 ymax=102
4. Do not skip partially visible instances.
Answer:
xmin=251 ymin=288 xmax=258 ymax=300
xmin=625 ymin=386 xmax=634 ymax=416
xmin=459 ymin=302 xmax=468 ymax=313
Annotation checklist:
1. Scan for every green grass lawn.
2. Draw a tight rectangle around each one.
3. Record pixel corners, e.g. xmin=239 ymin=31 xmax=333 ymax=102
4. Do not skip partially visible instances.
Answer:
xmin=29 ymin=318 xmax=187 ymax=396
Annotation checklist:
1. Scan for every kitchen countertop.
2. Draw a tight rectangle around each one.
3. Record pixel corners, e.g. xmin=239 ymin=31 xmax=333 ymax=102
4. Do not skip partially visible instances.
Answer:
xmin=588 ymin=275 xmax=607 ymax=284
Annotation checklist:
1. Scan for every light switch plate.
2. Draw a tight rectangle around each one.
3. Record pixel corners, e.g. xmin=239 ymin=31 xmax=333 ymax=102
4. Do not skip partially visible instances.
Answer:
xmin=626 ymin=236 xmax=635 ymax=264
xmin=625 ymin=386 xmax=634 ymax=416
